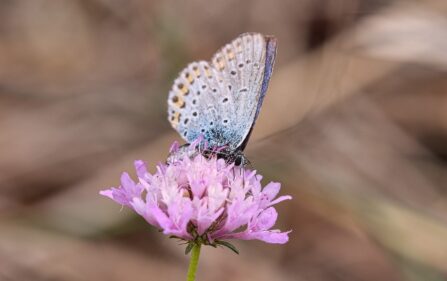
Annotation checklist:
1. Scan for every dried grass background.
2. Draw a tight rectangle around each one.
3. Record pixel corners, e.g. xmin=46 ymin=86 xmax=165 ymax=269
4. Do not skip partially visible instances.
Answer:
xmin=1 ymin=0 xmax=447 ymax=280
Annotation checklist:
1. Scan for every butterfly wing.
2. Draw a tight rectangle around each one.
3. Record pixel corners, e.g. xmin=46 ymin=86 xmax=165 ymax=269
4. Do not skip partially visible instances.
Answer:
xmin=237 ymin=35 xmax=277 ymax=151
xmin=167 ymin=33 xmax=277 ymax=149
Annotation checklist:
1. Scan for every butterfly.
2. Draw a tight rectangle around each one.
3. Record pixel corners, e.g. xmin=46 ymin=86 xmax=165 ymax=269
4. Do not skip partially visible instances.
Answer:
xmin=167 ymin=32 xmax=277 ymax=165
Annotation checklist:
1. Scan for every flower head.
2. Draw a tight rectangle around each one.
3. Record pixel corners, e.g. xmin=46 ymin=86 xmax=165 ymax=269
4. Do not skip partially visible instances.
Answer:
xmin=100 ymin=143 xmax=291 ymax=247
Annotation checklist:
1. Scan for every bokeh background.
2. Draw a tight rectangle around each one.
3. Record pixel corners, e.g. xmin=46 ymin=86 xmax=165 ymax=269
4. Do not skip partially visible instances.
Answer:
xmin=1 ymin=0 xmax=447 ymax=280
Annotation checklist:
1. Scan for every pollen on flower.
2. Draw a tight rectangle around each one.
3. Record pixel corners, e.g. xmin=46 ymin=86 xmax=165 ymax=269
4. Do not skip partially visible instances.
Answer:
xmin=100 ymin=141 xmax=292 ymax=246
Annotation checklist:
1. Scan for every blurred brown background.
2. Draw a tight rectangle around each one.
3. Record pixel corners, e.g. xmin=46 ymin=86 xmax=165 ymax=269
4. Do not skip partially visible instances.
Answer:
xmin=1 ymin=0 xmax=447 ymax=280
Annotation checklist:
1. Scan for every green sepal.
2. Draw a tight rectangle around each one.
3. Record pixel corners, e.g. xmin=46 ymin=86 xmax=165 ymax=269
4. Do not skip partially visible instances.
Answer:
xmin=215 ymin=240 xmax=239 ymax=255
xmin=185 ymin=242 xmax=195 ymax=255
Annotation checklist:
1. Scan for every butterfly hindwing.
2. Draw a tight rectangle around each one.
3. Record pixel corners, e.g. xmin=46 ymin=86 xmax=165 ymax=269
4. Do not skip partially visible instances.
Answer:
xmin=167 ymin=33 xmax=277 ymax=150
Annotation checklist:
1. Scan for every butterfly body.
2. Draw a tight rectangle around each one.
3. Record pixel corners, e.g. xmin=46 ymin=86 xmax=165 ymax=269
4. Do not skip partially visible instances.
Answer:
xmin=167 ymin=33 xmax=277 ymax=165
xmin=167 ymin=143 xmax=248 ymax=166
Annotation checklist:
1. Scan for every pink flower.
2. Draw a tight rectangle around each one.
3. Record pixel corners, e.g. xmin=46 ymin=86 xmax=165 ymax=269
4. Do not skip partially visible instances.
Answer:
xmin=100 ymin=143 xmax=292 ymax=246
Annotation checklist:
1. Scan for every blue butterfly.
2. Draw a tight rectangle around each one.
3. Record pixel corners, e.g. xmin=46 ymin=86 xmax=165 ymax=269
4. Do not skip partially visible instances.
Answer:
xmin=167 ymin=33 xmax=277 ymax=165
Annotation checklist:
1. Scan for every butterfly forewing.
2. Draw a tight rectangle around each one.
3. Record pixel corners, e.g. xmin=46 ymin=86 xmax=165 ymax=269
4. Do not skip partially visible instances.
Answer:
xmin=168 ymin=33 xmax=276 ymax=150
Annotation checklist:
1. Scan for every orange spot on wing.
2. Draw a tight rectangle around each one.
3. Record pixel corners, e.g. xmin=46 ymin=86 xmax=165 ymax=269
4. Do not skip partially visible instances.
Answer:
xmin=171 ymin=112 xmax=181 ymax=127
xmin=172 ymin=95 xmax=185 ymax=108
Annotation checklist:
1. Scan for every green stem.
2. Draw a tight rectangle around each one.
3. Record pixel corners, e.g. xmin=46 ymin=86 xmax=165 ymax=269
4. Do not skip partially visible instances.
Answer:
xmin=186 ymin=243 xmax=201 ymax=281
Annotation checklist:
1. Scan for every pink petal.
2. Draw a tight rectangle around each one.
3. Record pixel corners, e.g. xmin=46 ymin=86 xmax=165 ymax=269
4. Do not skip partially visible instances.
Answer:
xmin=250 ymin=230 xmax=291 ymax=244
xmin=148 ymin=204 xmax=173 ymax=231
xmin=120 ymin=172 xmax=135 ymax=190
xmin=268 ymin=195 xmax=292 ymax=207
xmin=134 ymin=160 xmax=149 ymax=181
xmin=189 ymin=177 xmax=207 ymax=198
xmin=99 ymin=189 xmax=114 ymax=200
xmin=253 ymin=207 xmax=278 ymax=231
xmin=229 ymin=230 xmax=291 ymax=244
xmin=262 ymin=182 xmax=281 ymax=200
xmin=131 ymin=198 xmax=159 ymax=227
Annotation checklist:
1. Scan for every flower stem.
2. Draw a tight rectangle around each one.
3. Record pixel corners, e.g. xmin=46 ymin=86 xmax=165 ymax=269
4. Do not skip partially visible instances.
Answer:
xmin=186 ymin=243 xmax=201 ymax=281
